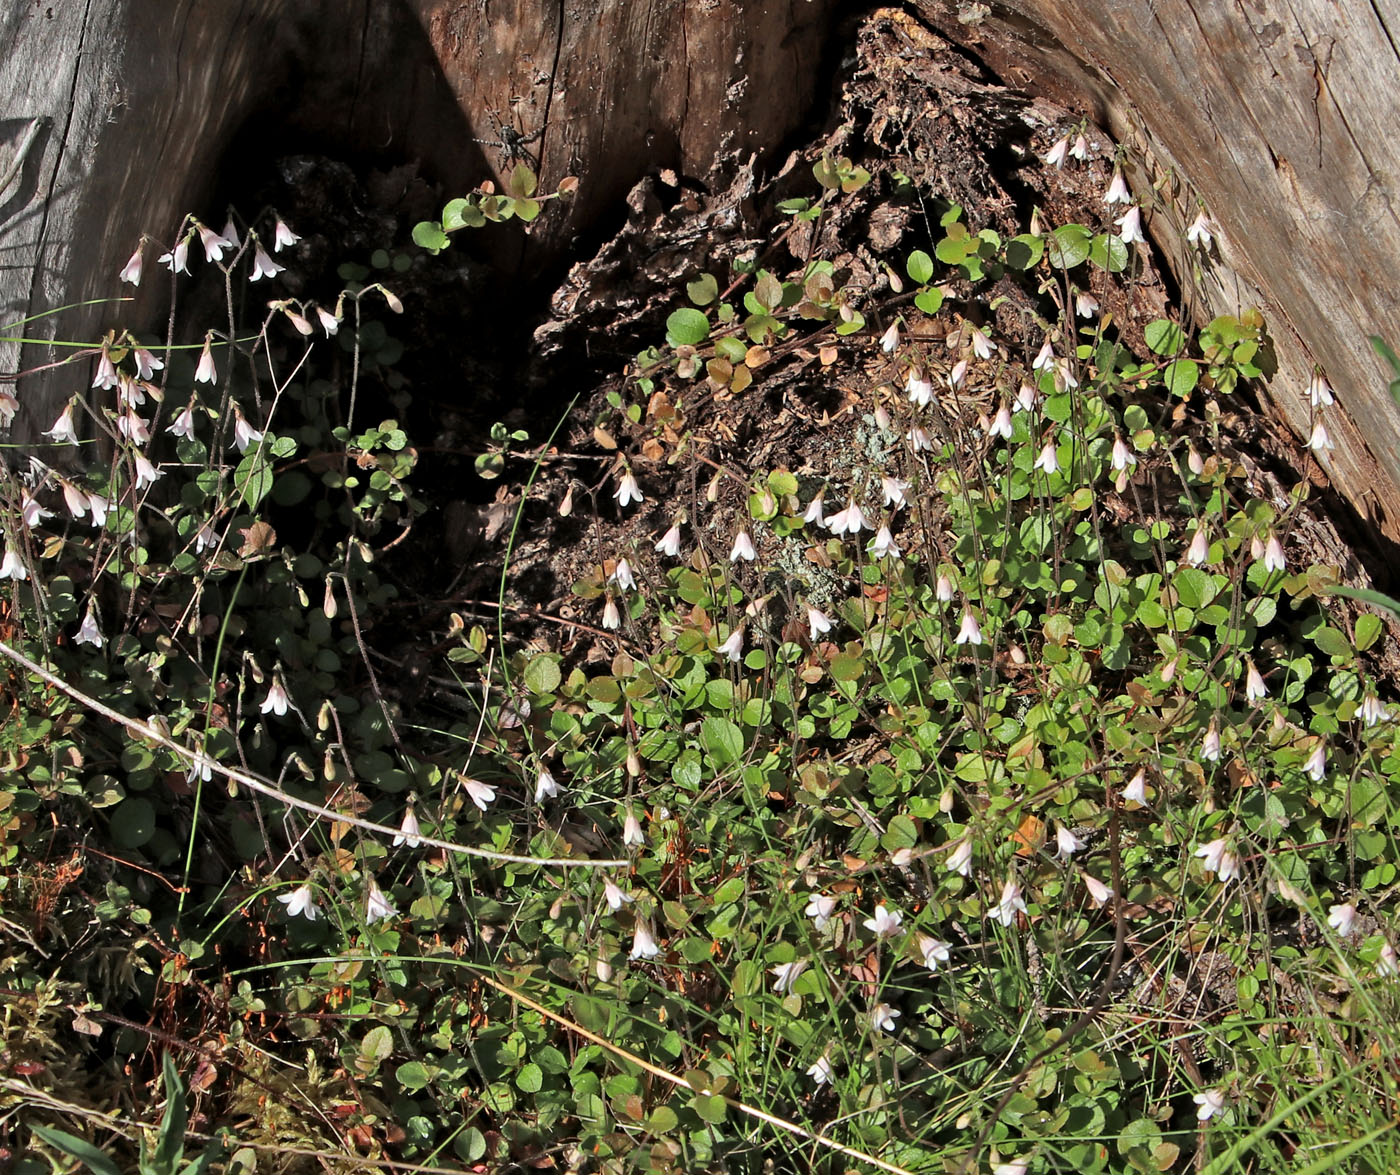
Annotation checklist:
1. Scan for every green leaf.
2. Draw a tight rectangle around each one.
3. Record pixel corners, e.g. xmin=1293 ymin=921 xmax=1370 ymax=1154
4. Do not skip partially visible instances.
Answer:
xmin=441 ymin=199 xmax=472 ymax=231
xmin=1047 ymin=225 xmax=1091 ymax=269
xmin=396 ymin=1060 xmax=433 ymax=1091
xmin=31 ymin=1126 xmax=123 ymax=1175
xmin=1355 ymin=613 xmax=1383 ymax=651
xmin=666 ymin=308 xmax=710 ymax=347
xmin=233 ymin=452 xmax=273 ymax=510
xmin=1144 ymin=319 xmax=1186 ymax=355
xmin=1089 ymin=232 xmax=1129 ymax=273
xmin=1006 ymin=234 xmax=1044 ymax=270
xmin=411 ymin=221 xmax=450 ymax=254
xmin=700 ymin=716 xmax=743 ymax=767
xmin=687 ymin=273 xmax=719 ymax=306
xmin=1310 ymin=625 xmax=1354 ymax=660
xmin=692 ymin=1093 xmax=728 ymax=1123
xmin=358 ymin=1025 xmax=393 ymax=1073
xmin=110 ymin=797 xmax=156 ymax=849
xmin=1163 ymin=358 xmax=1199 ymax=397
xmin=914 ymin=288 xmax=944 ymax=314
xmin=906 ymin=249 xmax=934 ymax=284
xmin=516 ymin=1063 xmax=544 ymax=1092
xmin=524 ymin=655 xmax=562 ymax=695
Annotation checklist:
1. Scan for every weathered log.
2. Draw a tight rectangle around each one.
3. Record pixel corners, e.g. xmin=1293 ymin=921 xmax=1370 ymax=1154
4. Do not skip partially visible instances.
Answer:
xmin=912 ymin=0 xmax=1400 ymax=543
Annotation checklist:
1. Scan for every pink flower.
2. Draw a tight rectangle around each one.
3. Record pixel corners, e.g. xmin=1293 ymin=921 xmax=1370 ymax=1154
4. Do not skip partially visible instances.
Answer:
xmin=0 ymin=390 xmax=16 ymax=428
xmin=1111 ymin=435 xmax=1135 ymax=471
xmin=1308 ymin=421 xmax=1334 ymax=452
xmin=45 ymin=401 xmax=79 ymax=445
xmin=770 ymin=960 xmax=808 ymax=994
xmin=804 ymin=894 xmax=837 ymax=930
xmin=863 ymin=903 xmax=903 ymax=939
xmin=1308 ymin=372 xmax=1334 ymax=407
xmin=1185 ymin=526 xmax=1210 ymax=566
xmin=365 ymin=879 xmax=398 ymax=923
xmin=614 ymin=470 xmax=644 ymax=508
xmin=158 ymin=236 xmax=190 ymax=274
xmin=603 ymin=878 xmax=633 ymax=911
xmin=806 ymin=606 xmax=833 ymax=642
xmin=935 ymin=573 xmax=955 ymax=602
xmin=1194 ymin=837 xmax=1240 ymax=883
xmin=132 ymin=453 xmax=163 ymax=490
xmin=1075 ymin=291 xmax=1099 ymax=318
xmin=869 ymin=1002 xmax=901 ymax=1033
xmin=1186 ymin=209 xmax=1215 ymax=248
xmin=1070 ymin=133 xmax=1090 ymax=160
xmin=1193 ymin=1089 xmax=1227 ymax=1122
xmin=1033 ymin=439 xmax=1060 ymax=475
xmin=273 ymin=218 xmax=301 ymax=251
xmin=1116 ymin=205 xmax=1145 ymax=244
xmin=168 ymin=401 xmax=197 ymax=440
xmin=74 ymin=606 xmax=103 ymax=648
xmin=92 ymin=347 xmax=119 ymax=391
xmin=954 ymin=608 xmax=982 ymax=646
xmin=623 ymin=810 xmax=645 ymax=847
xmin=988 ymin=405 xmax=1013 ymax=439
xmin=906 ymin=369 xmax=933 ymax=406
xmin=1262 ymin=531 xmax=1286 ymax=573
xmin=1103 ymin=170 xmax=1131 ymax=205
xmin=630 ymin=919 xmax=660 ymax=960
xmin=1082 ymin=873 xmax=1112 ymax=905
xmin=880 ymin=477 xmax=910 ymax=508
xmin=1304 ymin=741 xmax=1327 ymax=781
xmin=1123 ymin=768 xmax=1148 ymax=806
xmin=133 ymin=347 xmax=164 ymax=380
xmin=969 ymin=326 xmax=995 ymax=359
xmin=919 ymin=934 xmax=951 ymax=972
xmin=824 ymin=502 xmax=868 ymax=536
xmin=868 ymin=526 xmax=900 ymax=559
xmin=393 ymin=806 xmax=422 ymax=848
xmin=197 ymin=221 xmax=234 ymax=263
xmin=534 ymin=770 xmax=561 ymax=802
xmin=119 ymin=245 xmax=144 ymax=286
xmin=803 ymin=491 xmax=826 ymax=524
xmin=730 ymin=530 xmax=756 ymax=561
xmin=260 ymin=678 xmax=289 ymax=716
xmin=1055 ymin=824 xmax=1084 ymax=859
xmin=195 ymin=337 xmax=217 ymax=384
xmin=0 ymin=545 xmax=26 ymax=581
xmin=989 ymin=878 xmax=1027 ymax=926
xmin=249 ymin=245 xmax=285 ymax=281
xmin=610 ymin=556 xmax=637 ymax=592
xmin=601 ymin=598 xmax=621 ymax=630
xmin=316 ymin=306 xmax=341 ymax=335
xmin=1327 ymin=902 xmax=1358 ymax=938
xmin=462 ymin=777 xmax=497 ymax=811
xmin=277 ymin=884 xmax=318 ymax=921
xmin=654 ymin=524 xmax=682 ymax=556
xmin=1043 ymin=134 xmax=1069 ymax=167
xmin=232 ymin=407 xmax=264 ymax=453
xmin=718 ymin=627 xmax=744 ymax=662
xmin=880 ymin=320 xmax=901 ymax=354
xmin=946 ymin=838 xmax=973 ymax=877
